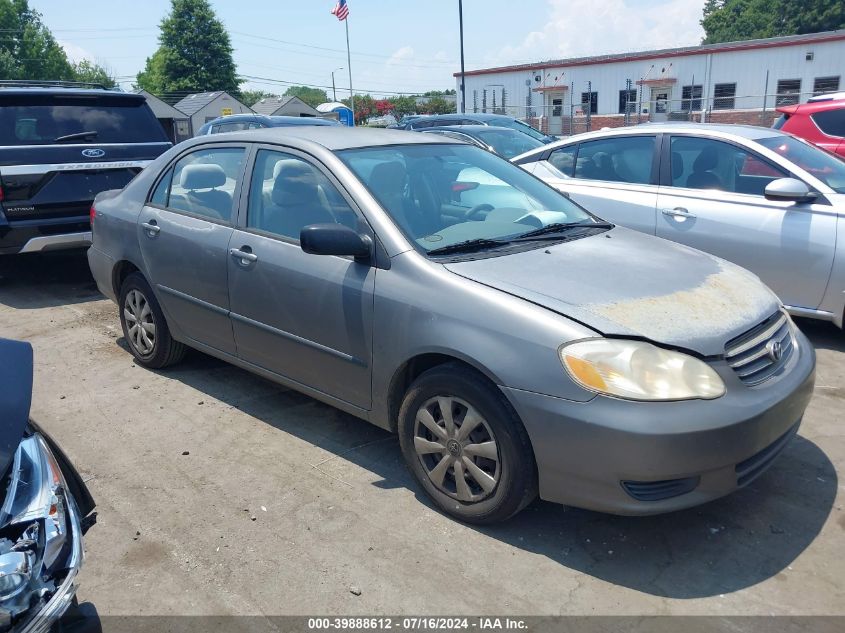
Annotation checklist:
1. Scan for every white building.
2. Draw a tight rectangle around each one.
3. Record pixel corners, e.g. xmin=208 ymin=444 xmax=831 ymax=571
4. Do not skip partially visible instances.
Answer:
xmin=173 ymin=91 xmax=253 ymax=136
xmin=455 ymin=30 xmax=845 ymax=135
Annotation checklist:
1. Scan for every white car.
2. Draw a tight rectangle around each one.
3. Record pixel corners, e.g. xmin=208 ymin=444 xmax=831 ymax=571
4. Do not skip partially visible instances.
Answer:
xmin=514 ymin=123 xmax=845 ymax=328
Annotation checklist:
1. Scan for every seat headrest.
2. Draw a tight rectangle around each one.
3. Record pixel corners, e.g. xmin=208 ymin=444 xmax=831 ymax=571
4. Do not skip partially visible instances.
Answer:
xmin=181 ymin=164 xmax=227 ymax=190
xmin=693 ymin=146 xmax=719 ymax=172
xmin=671 ymin=152 xmax=684 ymax=177
xmin=272 ymin=158 xmax=303 ymax=181
xmin=272 ymin=161 xmax=321 ymax=206
xmin=369 ymin=162 xmax=407 ymax=196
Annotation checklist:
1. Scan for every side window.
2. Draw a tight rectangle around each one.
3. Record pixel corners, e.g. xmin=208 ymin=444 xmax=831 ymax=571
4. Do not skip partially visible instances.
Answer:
xmin=150 ymin=168 xmax=173 ymax=206
xmin=572 ymin=136 xmax=655 ymax=184
xmin=247 ymin=149 xmax=358 ymax=241
xmin=548 ymin=146 xmax=577 ymax=176
xmin=811 ymin=109 xmax=845 ymax=138
xmin=670 ymin=136 xmax=787 ymax=195
xmin=167 ymin=147 xmax=246 ymax=222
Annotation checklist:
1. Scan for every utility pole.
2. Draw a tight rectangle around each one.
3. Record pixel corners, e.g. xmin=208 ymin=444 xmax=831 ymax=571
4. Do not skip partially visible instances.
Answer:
xmin=332 ymin=67 xmax=344 ymax=102
xmin=459 ymin=0 xmax=466 ymax=114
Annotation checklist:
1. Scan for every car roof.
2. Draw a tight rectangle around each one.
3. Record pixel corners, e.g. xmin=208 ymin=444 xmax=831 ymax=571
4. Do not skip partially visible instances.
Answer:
xmin=425 ymin=113 xmax=512 ymax=122
xmin=190 ymin=126 xmax=462 ymax=151
xmin=778 ymin=99 xmax=845 ymax=114
xmin=0 ymin=87 xmax=143 ymax=100
xmin=422 ymin=125 xmax=515 ymax=133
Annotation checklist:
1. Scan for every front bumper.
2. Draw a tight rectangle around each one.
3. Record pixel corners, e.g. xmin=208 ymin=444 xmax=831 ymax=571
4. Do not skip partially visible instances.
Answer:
xmin=503 ymin=328 xmax=817 ymax=515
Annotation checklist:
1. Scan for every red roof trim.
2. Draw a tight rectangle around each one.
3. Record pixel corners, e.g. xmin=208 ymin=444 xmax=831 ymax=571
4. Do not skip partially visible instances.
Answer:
xmin=453 ymin=32 xmax=845 ymax=78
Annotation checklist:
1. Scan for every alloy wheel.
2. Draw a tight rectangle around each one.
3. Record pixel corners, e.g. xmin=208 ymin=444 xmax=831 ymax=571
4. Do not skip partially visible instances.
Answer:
xmin=413 ymin=396 xmax=501 ymax=502
xmin=124 ymin=289 xmax=156 ymax=356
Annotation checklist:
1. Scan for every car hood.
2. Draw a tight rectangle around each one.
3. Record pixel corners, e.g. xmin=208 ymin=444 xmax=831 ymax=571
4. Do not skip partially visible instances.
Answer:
xmin=444 ymin=228 xmax=781 ymax=357
xmin=0 ymin=339 xmax=33 ymax=477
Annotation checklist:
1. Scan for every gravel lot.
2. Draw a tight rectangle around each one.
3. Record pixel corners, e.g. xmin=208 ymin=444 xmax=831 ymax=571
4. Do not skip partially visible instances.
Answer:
xmin=0 ymin=251 xmax=842 ymax=618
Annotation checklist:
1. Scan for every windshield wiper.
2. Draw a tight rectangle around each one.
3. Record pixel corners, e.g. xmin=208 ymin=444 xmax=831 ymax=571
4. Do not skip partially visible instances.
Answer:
xmin=426 ymin=238 xmax=509 ymax=256
xmin=53 ymin=131 xmax=99 ymax=143
xmin=512 ymin=221 xmax=613 ymax=241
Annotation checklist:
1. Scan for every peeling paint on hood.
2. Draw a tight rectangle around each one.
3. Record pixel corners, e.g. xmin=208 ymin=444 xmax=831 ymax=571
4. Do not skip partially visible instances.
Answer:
xmin=444 ymin=227 xmax=781 ymax=356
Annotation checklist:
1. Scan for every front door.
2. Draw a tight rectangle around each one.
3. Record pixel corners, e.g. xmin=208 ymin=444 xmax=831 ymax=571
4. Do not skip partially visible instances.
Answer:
xmin=548 ymin=91 xmax=566 ymax=135
xmin=227 ymin=147 xmax=375 ymax=409
xmin=650 ymin=88 xmax=670 ymax=122
xmin=656 ymin=135 xmax=836 ymax=310
xmin=138 ymin=145 xmax=247 ymax=355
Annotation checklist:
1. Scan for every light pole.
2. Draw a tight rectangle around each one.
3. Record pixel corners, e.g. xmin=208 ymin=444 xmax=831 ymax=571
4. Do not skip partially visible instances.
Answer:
xmin=331 ymin=67 xmax=344 ymax=102
xmin=458 ymin=0 xmax=466 ymax=114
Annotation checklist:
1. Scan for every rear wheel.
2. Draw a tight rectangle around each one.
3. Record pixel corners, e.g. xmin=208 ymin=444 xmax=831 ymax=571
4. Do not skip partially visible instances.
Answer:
xmin=119 ymin=272 xmax=185 ymax=369
xmin=398 ymin=363 xmax=537 ymax=524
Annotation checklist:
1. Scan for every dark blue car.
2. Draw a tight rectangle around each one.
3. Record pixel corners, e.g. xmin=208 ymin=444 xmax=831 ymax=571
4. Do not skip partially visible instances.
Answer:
xmin=196 ymin=114 xmax=341 ymax=136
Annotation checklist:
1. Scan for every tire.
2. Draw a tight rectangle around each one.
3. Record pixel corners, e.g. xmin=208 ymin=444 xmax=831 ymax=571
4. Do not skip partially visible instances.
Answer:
xmin=118 ymin=272 xmax=186 ymax=369
xmin=398 ymin=363 xmax=537 ymax=524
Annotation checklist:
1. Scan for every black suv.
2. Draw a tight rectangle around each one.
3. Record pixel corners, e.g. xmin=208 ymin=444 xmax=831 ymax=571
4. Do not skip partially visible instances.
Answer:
xmin=0 ymin=82 xmax=171 ymax=255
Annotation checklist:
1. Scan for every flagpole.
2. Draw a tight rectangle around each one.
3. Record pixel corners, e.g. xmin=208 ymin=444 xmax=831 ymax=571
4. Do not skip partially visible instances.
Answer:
xmin=345 ymin=18 xmax=355 ymax=125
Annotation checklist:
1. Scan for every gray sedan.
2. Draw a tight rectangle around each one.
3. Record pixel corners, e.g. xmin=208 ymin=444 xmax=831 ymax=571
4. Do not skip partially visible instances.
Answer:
xmin=514 ymin=123 xmax=845 ymax=329
xmin=87 ymin=128 xmax=815 ymax=523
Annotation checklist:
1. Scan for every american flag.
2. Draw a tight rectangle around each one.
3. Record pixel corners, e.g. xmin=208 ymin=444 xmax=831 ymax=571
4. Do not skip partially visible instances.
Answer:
xmin=331 ymin=0 xmax=349 ymax=21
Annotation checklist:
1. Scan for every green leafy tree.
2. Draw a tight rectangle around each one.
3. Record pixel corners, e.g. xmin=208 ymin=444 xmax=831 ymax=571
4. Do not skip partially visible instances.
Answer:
xmin=0 ymin=0 xmax=74 ymax=80
xmin=419 ymin=96 xmax=456 ymax=115
xmin=391 ymin=95 xmax=418 ymax=117
xmin=241 ymin=89 xmax=277 ymax=108
xmin=283 ymin=85 xmax=328 ymax=108
xmin=137 ymin=0 xmax=239 ymax=97
xmin=72 ymin=60 xmax=116 ymax=88
xmin=702 ymin=0 xmax=845 ymax=44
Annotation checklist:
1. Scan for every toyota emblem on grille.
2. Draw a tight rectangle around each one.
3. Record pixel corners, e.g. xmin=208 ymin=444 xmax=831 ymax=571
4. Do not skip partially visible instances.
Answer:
xmin=82 ymin=148 xmax=105 ymax=158
xmin=766 ymin=339 xmax=783 ymax=362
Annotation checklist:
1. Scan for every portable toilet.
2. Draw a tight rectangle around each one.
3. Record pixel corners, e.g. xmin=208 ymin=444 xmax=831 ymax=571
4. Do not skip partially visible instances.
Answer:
xmin=317 ymin=102 xmax=354 ymax=127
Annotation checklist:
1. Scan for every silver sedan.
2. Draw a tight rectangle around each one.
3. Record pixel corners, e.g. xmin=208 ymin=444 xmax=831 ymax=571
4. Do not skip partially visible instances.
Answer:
xmin=514 ymin=123 xmax=845 ymax=329
xmin=87 ymin=127 xmax=815 ymax=523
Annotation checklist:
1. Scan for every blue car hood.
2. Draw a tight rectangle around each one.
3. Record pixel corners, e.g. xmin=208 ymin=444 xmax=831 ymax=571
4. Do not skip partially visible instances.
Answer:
xmin=0 ymin=339 xmax=33 ymax=476
xmin=444 ymin=227 xmax=781 ymax=357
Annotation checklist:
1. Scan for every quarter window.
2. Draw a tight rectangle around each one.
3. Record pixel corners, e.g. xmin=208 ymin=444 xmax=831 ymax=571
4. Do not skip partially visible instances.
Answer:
xmin=572 ymin=136 xmax=655 ymax=185
xmin=670 ymin=137 xmax=787 ymax=196
xmin=247 ymin=150 xmax=358 ymax=241
xmin=811 ymin=109 xmax=845 ymax=138
xmin=548 ymin=145 xmax=577 ymax=176
xmin=165 ymin=147 xmax=246 ymax=222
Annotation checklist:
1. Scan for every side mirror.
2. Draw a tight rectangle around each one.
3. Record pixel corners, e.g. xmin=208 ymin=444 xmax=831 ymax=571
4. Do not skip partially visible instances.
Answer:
xmin=300 ymin=224 xmax=372 ymax=260
xmin=764 ymin=177 xmax=817 ymax=203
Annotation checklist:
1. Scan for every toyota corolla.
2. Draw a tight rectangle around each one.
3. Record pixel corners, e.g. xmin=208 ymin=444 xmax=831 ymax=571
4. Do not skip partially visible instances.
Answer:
xmin=87 ymin=128 xmax=815 ymax=523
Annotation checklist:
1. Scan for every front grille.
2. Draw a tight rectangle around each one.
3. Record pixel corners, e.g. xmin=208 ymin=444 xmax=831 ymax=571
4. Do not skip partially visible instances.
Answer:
xmin=725 ymin=311 xmax=795 ymax=386
xmin=735 ymin=422 xmax=799 ymax=487
xmin=621 ymin=476 xmax=700 ymax=502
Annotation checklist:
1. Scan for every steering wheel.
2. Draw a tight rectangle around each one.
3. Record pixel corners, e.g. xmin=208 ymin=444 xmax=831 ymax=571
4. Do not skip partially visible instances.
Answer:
xmin=464 ymin=203 xmax=494 ymax=220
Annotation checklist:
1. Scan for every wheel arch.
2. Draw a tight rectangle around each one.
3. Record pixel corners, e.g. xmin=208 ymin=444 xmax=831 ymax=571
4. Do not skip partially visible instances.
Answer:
xmin=112 ymin=259 xmax=144 ymax=298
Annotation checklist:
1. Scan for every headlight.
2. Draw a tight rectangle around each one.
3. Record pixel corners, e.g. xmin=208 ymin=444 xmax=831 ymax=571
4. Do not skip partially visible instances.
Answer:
xmin=559 ymin=339 xmax=726 ymax=401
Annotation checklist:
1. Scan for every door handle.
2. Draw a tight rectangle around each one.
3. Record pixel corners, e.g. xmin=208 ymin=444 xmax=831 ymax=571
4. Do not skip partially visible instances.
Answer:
xmin=141 ymin=221 xmax=161 ymax=236
xmin=661 ymin=207 xmax=696 ymax=220
xmin=230 ymin=247 xmax=258 ymax=266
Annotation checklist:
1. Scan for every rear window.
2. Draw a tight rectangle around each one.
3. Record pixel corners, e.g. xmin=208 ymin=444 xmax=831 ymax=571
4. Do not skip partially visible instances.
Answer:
xmin=811 ymin=109 xmax=845 ymax=138
xmin=0 ymin=95 xmax=169 ymax=145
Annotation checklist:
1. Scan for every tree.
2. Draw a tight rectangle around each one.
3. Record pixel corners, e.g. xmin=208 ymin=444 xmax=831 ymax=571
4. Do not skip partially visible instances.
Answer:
xmin=419 ymin=96 xmax=456 ymax=115
xmin=0 ymin=0 xmax=75 ymax=81
xmin=241 ymin=89 xmax=277 ymax=108
xmin=702 ymin=0 xmax=845 ymax=44
xmin=138 ymin=0 xmax=239 ymax=97
xmin=72 ymin=60 xmax=116 ymax=89
xmin=342 ymin=94 xmax=375 ymax=124
xmin=392 ymin=96 xmax=418 ymax=117
xmin=283 ymin=85 xmax=328 ymax=108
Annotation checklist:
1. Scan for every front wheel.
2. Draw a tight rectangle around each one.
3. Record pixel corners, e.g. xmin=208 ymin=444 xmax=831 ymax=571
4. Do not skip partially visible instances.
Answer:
xmin=118 ymin=272 xmax=186 ymax=369
xmin=398 ymin=364 xmax=537 ymax=524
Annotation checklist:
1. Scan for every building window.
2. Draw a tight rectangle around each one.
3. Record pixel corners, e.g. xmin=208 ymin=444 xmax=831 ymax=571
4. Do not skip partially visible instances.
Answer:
xmin=681 ymin=85 xmax=703 ymax=111
xmin=813 ymin=76 xmax=840 ymax=96
xmin=618 ymin=89 xmax=637 ymax=114
xmin=581 ymin=91 xmax=598 ymax=115
xmin=713 ymin=83 xmax=736 ymax=110
xmin=775 ymin=79 xmax=802 ymax=106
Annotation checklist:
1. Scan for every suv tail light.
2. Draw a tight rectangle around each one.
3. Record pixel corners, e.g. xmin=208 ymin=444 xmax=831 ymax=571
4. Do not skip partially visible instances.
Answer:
xmin=89 ymin=204 xmax=96 ymax=230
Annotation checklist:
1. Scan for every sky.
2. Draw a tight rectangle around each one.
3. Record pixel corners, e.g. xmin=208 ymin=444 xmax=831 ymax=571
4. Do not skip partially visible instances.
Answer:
xmin=30 ymin=0 xmax=706 ymax=97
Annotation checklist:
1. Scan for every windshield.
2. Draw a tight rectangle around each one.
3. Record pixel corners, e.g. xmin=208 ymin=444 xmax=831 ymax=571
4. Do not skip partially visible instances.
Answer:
xmin=757 ymin=135 xmax=845 ymax=193
xmin=493 ymin=118 xmax=549 ymax=141
xmin=337 ymin=144 xmax=595 ymax=254
xmin=473 ymin=129 xmax=544 ymax=159
xmin=0 ymin=96 xmax=168 ymax=145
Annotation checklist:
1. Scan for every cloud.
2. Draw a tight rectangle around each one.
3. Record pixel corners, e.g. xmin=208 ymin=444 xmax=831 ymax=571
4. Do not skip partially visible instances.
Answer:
xmin=58 ymin=40 xmax=96 ymax=64
xmin=387 ymin=46 xmax=415 ymax=66
xmin=490 ymin=0 xmax=705 ymax=66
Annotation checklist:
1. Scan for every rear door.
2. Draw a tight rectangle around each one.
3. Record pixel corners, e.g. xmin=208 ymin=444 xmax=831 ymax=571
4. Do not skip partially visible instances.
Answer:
xmin=0 ymin=92 xmax=170 ymax=230
xmin=656 ymin=134 xmax=836 ymax=310
xmin=138 ymin=144 xmax=248 ymax=356
xmin=538 ymin=135 xmax=660 ymax=234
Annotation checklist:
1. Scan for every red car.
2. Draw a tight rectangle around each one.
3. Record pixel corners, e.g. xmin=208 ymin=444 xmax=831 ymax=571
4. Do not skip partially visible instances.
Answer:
xmin=775 ymin=98 xmax=845 ymax=157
